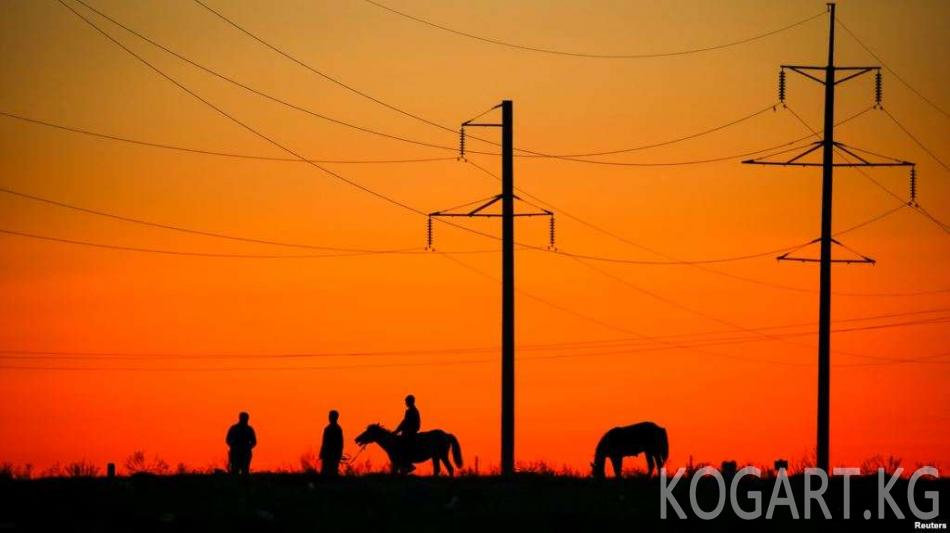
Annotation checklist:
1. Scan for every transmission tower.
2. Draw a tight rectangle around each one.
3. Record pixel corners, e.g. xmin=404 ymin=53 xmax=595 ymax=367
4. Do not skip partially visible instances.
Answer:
xmin=743 ymin=3 xmax=916 ymax=472
xmin=428 ymin=100 xmax=555 ymax=476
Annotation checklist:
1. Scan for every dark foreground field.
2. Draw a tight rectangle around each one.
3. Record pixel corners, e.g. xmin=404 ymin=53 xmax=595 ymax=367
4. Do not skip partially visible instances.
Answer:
xmin=0 ymin=472 xmax=945 ymax=532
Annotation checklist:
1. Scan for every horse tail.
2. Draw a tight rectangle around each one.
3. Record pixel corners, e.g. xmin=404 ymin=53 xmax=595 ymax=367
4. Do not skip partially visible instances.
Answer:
xmin=447 ymin=433 xmax=463 ymax=467
xmin=592 ymin=431 xmax=610 ymax=478
xmin=657 ymin=427 xmax=669 ymax=464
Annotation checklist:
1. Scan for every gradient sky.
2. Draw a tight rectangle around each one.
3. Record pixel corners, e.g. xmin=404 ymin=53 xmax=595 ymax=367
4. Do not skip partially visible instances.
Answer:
xmin=0 ymin=0 xmax=948 ymax=475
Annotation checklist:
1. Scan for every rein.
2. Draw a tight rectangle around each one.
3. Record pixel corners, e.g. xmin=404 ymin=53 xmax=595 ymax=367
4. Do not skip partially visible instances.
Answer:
xmin=344 ymin=444 xmax=368 ymax=466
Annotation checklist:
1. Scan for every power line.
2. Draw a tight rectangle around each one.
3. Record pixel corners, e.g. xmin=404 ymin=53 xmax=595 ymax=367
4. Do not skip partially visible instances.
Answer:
xmin=0 ymin=110 xmax=456 ymax=164
xmin=437 ymin=252 xmax=950 ymax=368
xmin=569 ymin=255 xmax=948 ymax=362
xmin=0 ymin=101 xmax=789 ymax=166
xmin=515 ymin=103 xmax=780 ymax=158
xmin=49 ymin=2 xmax=950 ymax=280
xmin=517 ymin=106 xmax=873 ymax=166
xmin=881 ymin=107 xmax=949 ymax=171
xmin=0 ymin=227 xmax=426 ymax=258
xmin=467 ymin=158 xmax=945 ymax=297
xmin=4 ymin=316 xmax=946 ymax=364
xmin=362 ymin=0 xmax=826 ymax=60
xmin=24 ymin=1 xmax=853 ymax=271
xmin=53 ymin=0 xmax=799 ymax=163
xmin=0 ymin=185 xmax=423 ymax=253
xmin=60 ymin=0 xmax=523 ymax=257
xmin=4 ymin=307 xmax=945 ymax=360
xmin=834 ymin=147 xmax=950 ymax=236
xmin=784 ymin=103 xmax=949 ymax=237
xmin=188 ymin=0 xmax=802 ymax=159
xmin=465 ymin=156 xmax=901 ymax=266
xmin=4 ymin=346 xmax=947 ymax=372
xmin=836 ymin=18 xmax=950 ymax=119
xmin=915 ymin=205 xmax=950 ymax=233
xmin=69 ymin=0 xmax=497 ymax=156
xmin=59 ymin=0 xmax=430 ymax=218
xmin=190 ymin=0 xmax=465 ymax=139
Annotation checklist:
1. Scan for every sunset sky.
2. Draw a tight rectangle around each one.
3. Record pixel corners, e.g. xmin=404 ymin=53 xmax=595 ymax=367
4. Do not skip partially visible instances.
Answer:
xmin=1 ymin=0 xmax=947 ymax=475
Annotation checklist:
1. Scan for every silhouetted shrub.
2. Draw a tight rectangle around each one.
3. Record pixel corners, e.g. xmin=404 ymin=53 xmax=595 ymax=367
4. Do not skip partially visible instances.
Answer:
xmin=125 ymin=451 xmax=170 ymax=475
xmin=65 ymin=460 xmax=99 ymax=478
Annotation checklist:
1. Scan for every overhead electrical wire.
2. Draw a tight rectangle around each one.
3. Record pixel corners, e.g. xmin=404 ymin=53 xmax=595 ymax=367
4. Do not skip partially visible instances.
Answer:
xmin=521 ymin=106 xmax=874 ymax=166
xmin=68 ymin=0 xmax=499 ymax=156
xmin=567 ymin=254 xmax=944 ymax=362
xmin=463 ymin=156 xmax=910 ymax=269
xmin=4 ymin=317 xmax=947 ymax=367
xmin=837 ymin=18 xmax=950 ymax=119
xmin=5 ymin=307 xmax=945 ymax=359
xmin=189 ymin=0 xmax=813 ymax=159
xmin=437 ymin=252 xmax=950 ymax=368
xmin=57 ymin=0 xmax=519 ymax=255
xmin=9 ymin=5 xmax=856 ymax=271
xmin=190 ymin=0 xmax=465 ymax=139
xmin=0 ymin=227 xmax=425 ymax=258
xmin=438 ymin=251 xmax=806 ymax=366
xmin=0 ymin=110 xmax=456 ymax=165
xmin=5 ymin=345 xmax=948 ymax=372
xmin=464 ymin=155 xmax=944 ymax=297
xmin=361 ymin=0 xmax=826 ymax=60
xmin=880 ymin=107 xmax=949 ymax=172
xmin=783 ymin=104 xmax=949 ymax=238
xmin=0 ymin=185 xmax=419 ymax=253
xmin=34 ymin=2 xmax=950 ymax=280
xmin=513 ymin=103 xmax=780 ymax=158
xmin=58 ymin=0 xmax=432 ymax=219
xmin=58 ymin=1 xmax=804 ymax=164
xmin=5 ymin=3 xmax=944 ymax=375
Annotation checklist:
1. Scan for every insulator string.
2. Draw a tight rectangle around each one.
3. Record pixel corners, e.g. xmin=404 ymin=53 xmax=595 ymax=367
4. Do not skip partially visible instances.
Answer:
xmin=875 ymin=70 xmax=883 ymax=108
xmin=426 ymin=216 xmax=434 ymax=250
xmin=909 ymin=166 xmax=918 ymax=206
xmin=778 ymin=69 xmax=786 ymax=105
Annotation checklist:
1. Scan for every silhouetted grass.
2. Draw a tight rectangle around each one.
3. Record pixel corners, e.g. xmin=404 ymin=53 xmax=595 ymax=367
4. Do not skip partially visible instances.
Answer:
xmin=0 ymin=471 xmax=944 ymax=532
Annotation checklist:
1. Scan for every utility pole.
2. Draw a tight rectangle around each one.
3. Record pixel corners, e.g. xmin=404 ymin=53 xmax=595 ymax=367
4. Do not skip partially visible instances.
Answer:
xmin=744 ymin=3 xmax=914 ymax=472
xmin=816 ymin=1 xmax=837 ymax=477
xmin=428 ymin=100 xmax=554 ymax=476
xmin=500 ymin=100 xmax=516 ymax=476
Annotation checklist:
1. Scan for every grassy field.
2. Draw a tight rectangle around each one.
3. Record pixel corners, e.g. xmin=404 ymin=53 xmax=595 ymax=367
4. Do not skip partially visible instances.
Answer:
xmin=0 ymin=472 xmax=945 ymax=532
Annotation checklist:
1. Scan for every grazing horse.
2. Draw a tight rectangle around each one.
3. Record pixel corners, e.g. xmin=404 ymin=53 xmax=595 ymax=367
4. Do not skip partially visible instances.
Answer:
xmin=355 ymin=423 xmax=463 ymax=476
xmin=592 ymin=422 xmax=668 ymax=478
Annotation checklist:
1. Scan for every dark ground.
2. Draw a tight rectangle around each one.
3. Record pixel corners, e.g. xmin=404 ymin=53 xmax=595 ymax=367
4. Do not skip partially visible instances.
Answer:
xmin=0 ymin=472 xmax=945 ymax=532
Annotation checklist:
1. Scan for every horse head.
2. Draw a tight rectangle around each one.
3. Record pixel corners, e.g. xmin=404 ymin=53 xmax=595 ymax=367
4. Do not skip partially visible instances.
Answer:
xmin=354 ymin=423 xmax=389 ymax=447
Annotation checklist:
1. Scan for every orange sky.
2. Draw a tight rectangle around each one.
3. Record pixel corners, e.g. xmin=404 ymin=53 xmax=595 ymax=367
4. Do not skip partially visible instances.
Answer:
xmin=0 ymin=0 xmax=948 ymax=475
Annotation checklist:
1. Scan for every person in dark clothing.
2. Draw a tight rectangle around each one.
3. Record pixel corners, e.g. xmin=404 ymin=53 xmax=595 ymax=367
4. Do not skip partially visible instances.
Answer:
xmin=394 ymin=394 xmax=421 ymax=472
xmin=395 ymin=394 xmax=420 ymax=437
xmin=226 ymin=411 xmax=257 ymax=475
xmin=319 ymin=410 xmax=344 ymax=477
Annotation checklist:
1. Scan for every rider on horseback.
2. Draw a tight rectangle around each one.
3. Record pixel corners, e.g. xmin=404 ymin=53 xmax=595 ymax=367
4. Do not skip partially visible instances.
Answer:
xmin=394 ymin=394 xmax=420 ymax=472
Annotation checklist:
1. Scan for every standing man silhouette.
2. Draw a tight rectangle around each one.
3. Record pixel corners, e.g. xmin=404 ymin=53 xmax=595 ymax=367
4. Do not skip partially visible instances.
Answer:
xmin=226 ymin=411 xmax=257 ymax=475
xmin=319 ymin=410 xmax=344 ymax=477
xmin=394 ymin=394 xmax=420 ymax=472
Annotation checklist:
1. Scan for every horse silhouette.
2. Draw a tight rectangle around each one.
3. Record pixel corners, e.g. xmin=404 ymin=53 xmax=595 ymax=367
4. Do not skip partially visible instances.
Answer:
xmin=355 ymin=423 xmax=463 ymax=476
xmin=592 ymin=422 xmax=668 ymax=478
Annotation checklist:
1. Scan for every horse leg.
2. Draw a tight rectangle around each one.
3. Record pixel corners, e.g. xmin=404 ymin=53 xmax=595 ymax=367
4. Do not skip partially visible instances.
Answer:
xmin=646 ymin=454 xmax=656 ymax=477
xmin=610 ymin=455 xmax=622 ymax=478
xmin=443 ymin=452 xmax=454 ymax=477
xmin=432 ymin=456 xmax=441 ymax=477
